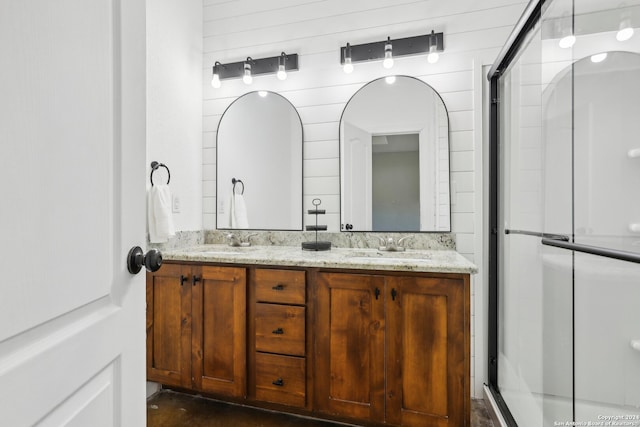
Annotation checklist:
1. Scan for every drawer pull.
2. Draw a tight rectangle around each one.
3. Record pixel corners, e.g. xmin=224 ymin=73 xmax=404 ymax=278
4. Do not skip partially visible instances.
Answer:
xmin=272 ymin=284 xmax=285 ymax=291
xmin=272 ymin=327 xmax=284 ymax=335
xmin=272 ymin=378 xmax=284 ymax=387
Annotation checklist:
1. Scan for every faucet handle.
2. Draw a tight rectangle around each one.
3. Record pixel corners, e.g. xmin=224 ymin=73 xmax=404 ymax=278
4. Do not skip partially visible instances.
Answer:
xmin=226 ymin=233 xmax=240 ymax=246
xmin=243 ymin=233 xmax=258 ymax=246
xmin=397 ymin=236 xmax=412 ymax=246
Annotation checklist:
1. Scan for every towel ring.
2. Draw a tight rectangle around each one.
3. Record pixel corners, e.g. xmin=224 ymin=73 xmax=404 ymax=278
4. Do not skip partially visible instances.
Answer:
xmin=150 ymin=161 xmax=170 ymax=186
xmin=232 ymin=178 xmax=244 ymax=195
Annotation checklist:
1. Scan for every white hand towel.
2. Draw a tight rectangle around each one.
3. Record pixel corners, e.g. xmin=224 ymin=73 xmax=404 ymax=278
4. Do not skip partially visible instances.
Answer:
xmin=148 ymin=184 xmax=175 ymax=243
xmin=229 ymin=194 xmax=249 ymax=229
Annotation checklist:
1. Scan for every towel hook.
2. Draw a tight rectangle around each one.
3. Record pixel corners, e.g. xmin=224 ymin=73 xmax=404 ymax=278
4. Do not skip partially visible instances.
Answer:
xmin=150 ymin=161 xmax=170 ymax=186
xmin=232 ymin=178 xmax=244 ymax=195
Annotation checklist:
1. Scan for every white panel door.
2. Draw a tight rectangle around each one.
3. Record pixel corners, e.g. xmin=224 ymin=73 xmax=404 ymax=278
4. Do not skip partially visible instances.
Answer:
xmin=341 ymin=121 xmax=372 ymax=231
xmin=0 ymin=1 xmax=146 ymax=426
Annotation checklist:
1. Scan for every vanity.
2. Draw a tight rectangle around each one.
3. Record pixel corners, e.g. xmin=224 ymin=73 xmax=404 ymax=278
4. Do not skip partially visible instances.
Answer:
xmin=146 ymin=245 xmax=476 ymax=426
xmin=148 ymin=70 xmax=473 ymax=424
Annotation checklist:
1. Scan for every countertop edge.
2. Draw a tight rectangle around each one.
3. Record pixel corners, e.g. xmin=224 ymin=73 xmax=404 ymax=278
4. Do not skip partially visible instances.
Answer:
xmin=161 ymin=245 xmax=478 ymax=275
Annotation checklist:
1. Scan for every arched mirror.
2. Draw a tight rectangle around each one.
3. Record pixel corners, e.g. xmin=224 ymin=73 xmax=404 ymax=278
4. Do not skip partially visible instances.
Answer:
xmin=340 ymin=76 xmax=451 ymax=232
xmin=216 ymin=91 xmax=302 ymax=230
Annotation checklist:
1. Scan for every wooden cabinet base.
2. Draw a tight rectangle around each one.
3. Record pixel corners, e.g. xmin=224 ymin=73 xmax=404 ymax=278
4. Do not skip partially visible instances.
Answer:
xmin=148 ymin=262 xmax=470 ymax=427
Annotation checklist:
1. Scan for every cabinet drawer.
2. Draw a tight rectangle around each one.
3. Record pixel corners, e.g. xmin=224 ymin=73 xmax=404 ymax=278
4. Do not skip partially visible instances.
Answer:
xmin=255 ymin=303 xmax=305 ymax=356
xmin=255 ymin=269 xmax=305 ymax=305
xmin=255 ymin=353 xmax=306 ymax=408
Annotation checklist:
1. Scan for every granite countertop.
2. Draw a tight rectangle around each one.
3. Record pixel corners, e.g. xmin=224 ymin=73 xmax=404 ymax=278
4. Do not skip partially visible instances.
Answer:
xmin=162 ymin=244 xmax=477 ymax=274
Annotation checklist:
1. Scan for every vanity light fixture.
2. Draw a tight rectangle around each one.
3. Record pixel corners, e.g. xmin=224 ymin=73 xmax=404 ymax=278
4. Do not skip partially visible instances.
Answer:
xmin=557 ymin=15 xmax=576 ymax=49
xmin=383 ymin=37 xmax=394 ymax=69
xmin=617 ymin=17 xmax=634 ymax=41
xmin=558 ymin=33 xmax=576 ymax=48
xmin=210 ymin=52 xmax=299 ymax=88
xmin=242 ymin=58 xmax=253 ymax=85
xmin=340 ymin=31 xmax=444 ymax=71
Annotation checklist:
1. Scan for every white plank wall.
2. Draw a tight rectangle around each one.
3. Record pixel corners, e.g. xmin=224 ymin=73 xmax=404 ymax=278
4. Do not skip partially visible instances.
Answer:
xmin=202 ymin=0 xmax=528 ymax=397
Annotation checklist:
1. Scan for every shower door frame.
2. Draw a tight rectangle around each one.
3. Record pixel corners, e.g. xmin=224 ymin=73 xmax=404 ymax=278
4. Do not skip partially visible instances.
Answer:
xmin=487 ymin=1 xmax=543 ymax=424
xmin=487 ymin=0 xmax=640 ymax=425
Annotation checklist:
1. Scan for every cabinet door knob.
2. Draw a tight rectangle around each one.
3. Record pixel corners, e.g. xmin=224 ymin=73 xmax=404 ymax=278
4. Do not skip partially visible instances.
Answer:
xmin=272 ymin=378 xmax=284 ymax=387
xmin=272 ymin=327 xmax=284 ymax=335
xmin=272 ymin=284 xmax=285 ymax=291
xmin=192 ymin=276 xmax=201 ymax=286
xmin=180 ymin=275 xmax=187 ymax=286
xmin=391 ymin=288 xmax=397 ymax=301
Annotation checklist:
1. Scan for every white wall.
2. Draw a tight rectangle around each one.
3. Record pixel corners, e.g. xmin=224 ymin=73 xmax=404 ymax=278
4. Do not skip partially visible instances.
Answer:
xmin=202 ymin=0 xmax=529 ymax=397
xmin=147 ymin=0 xmax=203 ymax=232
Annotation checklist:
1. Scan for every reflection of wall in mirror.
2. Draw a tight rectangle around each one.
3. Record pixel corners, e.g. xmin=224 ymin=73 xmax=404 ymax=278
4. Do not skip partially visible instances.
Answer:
xmin=217 ymin=92 xmax=302 ymax=230
xmin=372 ymin=134 xmax=420 ymax=231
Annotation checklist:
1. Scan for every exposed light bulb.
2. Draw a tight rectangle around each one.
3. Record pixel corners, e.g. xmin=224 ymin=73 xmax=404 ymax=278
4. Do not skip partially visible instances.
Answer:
xmin=383 ymin=39 xmax=394 ymax=69
xmin=590 ymin=52 xmax=607 ymax=63
xmin=617 ymin=25 xmax=634 ymax=42
xmin=242 ymin=61 xmax=252 ymax=85
xmin=385 ymin=75 xmax=396 ymax=84
xmin=427 ymin=44 xmax=439 ymax=64
xmin=211 ymin=73 xmax=221 ymax=88
xmin=277 ymin=52 xmax=287 ymax=80
xmin=558 ymin=34 xmax=576 ymax=49
xmin=277 ymin=64 xmax=287 ymax=80
xmin=427 ymin=31 xmax=440 ymax=64
xmin=211 ymin=62 xmax=222 ymax=88
xmin=343 ymin=43 xmax=354 ymax=74
xmin=343 ymin=57 xmax=354 ymax=74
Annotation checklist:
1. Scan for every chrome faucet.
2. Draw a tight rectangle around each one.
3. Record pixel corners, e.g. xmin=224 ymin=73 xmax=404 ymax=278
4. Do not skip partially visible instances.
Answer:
xmin=376 ymin=236 xmax=412 ymax=252
xmin=226 ymin=233 xmax=257 ymax=247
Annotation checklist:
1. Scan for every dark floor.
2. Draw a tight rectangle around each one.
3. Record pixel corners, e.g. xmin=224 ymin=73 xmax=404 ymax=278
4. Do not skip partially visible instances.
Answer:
xmin=148 ymin=390 xmax=495 ymax=427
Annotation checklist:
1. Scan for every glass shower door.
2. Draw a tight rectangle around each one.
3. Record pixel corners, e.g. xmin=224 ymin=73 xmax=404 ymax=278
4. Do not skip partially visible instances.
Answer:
xmin=569 ymin=35 xmax=640 ymax=419
xmin=492 ymin=0 xmax=640 ymax=425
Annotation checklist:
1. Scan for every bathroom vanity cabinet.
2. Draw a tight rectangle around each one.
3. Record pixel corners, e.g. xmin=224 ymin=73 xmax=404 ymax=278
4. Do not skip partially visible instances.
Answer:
xmin=315 ymin=271 xmax=469 ymax=426
xmin=146 ymin=264 xmax=247 ymax=397
xmin=146 ymin=250 xmax=472 ymax=427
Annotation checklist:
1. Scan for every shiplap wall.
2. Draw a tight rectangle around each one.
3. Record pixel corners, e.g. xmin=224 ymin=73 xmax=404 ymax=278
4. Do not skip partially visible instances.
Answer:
xmin=147 ymin=0 xmax=203 ymax=232
xmin=202 ymin=0 xmax=528 ymax=397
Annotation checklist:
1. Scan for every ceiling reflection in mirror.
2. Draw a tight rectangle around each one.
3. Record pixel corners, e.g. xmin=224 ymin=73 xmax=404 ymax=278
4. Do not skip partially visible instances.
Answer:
xmin=340 ymin=76 xmax=451 ymax=232
xmin=216 ymin=91 xmax=302 ymax=230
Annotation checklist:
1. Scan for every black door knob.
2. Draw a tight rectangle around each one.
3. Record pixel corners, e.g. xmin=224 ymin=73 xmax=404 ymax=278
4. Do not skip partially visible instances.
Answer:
xmin=127 ymin=246 xmax=163 ymax=274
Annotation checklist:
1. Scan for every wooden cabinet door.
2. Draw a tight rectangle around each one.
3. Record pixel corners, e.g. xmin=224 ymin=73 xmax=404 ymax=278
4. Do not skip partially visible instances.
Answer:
xmin=146 ymin=263 xmax=192 ymax=388
xmin=315 ymin=272 xmax=385 ymax=422
xmin=385 ymin=276 xmax=470 ymax=427
xmin=192 ymin=265 xmax=247 ymax=397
